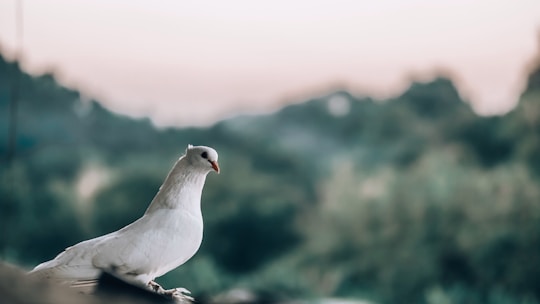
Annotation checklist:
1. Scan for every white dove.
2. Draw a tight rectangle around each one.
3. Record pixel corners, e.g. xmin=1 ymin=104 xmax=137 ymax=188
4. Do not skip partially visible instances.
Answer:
xmin=29 ymin=145 xmax=219 ymax=297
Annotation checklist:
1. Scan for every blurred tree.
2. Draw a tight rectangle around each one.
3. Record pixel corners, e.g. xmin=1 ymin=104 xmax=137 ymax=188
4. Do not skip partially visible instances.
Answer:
xmin=91 ymin=173 xmax=163 ymax=236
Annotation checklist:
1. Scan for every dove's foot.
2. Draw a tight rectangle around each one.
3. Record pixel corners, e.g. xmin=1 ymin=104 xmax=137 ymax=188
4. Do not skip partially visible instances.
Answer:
xmin=148 ymin=281 xmax=193 ymax=303
xmin=148 ymin=280 xmax=162 ymax=293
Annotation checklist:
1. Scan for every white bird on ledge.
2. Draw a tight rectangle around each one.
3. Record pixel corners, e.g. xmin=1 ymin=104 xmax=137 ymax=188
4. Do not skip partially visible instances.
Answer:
xmin=29 ymin=145 xmax=220 ymax=300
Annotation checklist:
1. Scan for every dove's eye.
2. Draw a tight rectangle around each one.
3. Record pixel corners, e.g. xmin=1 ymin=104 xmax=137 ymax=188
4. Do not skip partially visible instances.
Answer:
xmin=201 ymin=152 xmax=208 ymax=159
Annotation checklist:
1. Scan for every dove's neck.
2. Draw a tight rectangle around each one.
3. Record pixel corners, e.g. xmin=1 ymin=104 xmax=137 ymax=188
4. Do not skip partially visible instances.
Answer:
xmin=145 ymin=157 xmax=207 ymax=216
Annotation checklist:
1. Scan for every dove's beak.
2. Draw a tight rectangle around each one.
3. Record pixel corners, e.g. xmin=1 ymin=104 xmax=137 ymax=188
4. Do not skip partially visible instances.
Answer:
xmin=210 ymin=160 xmax=220 ymax=174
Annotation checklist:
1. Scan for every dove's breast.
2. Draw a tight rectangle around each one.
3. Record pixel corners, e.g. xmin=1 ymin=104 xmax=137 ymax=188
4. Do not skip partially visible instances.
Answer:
xmin=140 ymin=209 xmax=204 ymax=278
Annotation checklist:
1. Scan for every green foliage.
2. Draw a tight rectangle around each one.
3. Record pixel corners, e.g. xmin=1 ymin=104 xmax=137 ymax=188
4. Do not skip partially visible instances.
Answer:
xmin=0 ymin=162 xmax=85 ymax=264
xmin=456 ymin=116 xmax=515 ymax=167
xmin=205 ymin=203 xmax=301 ymax=273
xmin=90 ymin=172 xmax=163 ymax=236
xmin=296 ymin=153 xmax=540 ymax=303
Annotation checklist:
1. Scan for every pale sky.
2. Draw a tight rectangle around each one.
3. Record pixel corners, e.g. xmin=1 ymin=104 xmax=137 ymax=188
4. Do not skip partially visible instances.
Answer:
xmin=0 ymin=0 xmax=539 ymax=126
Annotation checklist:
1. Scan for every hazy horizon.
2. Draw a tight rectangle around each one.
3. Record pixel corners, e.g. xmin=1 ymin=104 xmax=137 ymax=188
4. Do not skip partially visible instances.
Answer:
xmin=1 ymin=0 xmax=539 ymax=126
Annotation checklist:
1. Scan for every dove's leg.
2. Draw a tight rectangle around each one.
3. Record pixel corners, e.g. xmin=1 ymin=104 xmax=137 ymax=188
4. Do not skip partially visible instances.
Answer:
xmin=148 ymin=281 xmax=193 ymax=302
xmin=148 ymin=280 xmax=162 ymax=292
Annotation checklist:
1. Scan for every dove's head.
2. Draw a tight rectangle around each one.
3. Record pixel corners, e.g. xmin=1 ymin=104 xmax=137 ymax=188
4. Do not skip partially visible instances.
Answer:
xmin=185 ymin=145 xmax=220 ymax=174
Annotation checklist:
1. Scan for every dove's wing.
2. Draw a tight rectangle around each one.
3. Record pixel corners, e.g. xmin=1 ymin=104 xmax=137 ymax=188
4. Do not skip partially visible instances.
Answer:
xmin=29 ymin=235 xmax=108 ymax=284
xmin=92 ymin=209 xmax=203 ymax=283
xmin=29 ymin=212 xmax=186 ymax=286
xmin=30 ymin=217 xmax=152 ymax=283
xmin=29 ymin=230 xmax=147 ymax=289
xmin=91 ymin=217 xmax=158 ymax=282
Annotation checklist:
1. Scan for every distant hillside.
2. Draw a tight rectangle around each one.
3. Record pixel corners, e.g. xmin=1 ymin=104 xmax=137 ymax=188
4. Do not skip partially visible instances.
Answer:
xmin=0 ymin=51 xmax=520 ymax=171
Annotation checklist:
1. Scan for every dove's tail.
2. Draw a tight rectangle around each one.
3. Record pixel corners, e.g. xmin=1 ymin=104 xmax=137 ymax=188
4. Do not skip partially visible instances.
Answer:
xmin=28 ymin=237 xmax=105 ymax=285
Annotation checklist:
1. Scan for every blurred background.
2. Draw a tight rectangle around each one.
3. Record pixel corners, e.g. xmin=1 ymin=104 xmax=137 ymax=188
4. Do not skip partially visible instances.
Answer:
xmin=1 ymin=1 xmax=540 ymax=303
